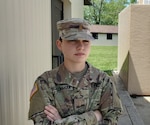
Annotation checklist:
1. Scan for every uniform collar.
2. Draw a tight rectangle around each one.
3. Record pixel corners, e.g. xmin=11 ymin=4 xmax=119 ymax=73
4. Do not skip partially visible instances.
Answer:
xmin=54 ymin=62 xmax=98 ymax=88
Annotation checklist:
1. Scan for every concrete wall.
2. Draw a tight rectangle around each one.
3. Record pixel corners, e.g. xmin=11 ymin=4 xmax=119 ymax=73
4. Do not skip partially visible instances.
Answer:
xmin=0 ymin=0 xmax=52 ymax=125
xmin=118 ymin=6 xmax=131 ymax=89
xmin=92 ymin=33 xmax=118 ymax=46
xmin=118 ymin=5 xmax=150 ymax=95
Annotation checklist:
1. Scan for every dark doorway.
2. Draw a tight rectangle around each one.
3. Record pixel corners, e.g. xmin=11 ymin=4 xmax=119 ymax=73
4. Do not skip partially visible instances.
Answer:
xmin=51 ymin=0 xmax=63 ymax=68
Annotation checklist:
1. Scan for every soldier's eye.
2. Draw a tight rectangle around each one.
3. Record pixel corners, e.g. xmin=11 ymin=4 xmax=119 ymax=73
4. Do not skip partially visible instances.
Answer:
xmin=83 ymin=40 xmax=89 ymax=43
xmin=70 ymin=40 xmax=76 ymax=42
xmin=67 ymin=40 xmax=76 ymax=42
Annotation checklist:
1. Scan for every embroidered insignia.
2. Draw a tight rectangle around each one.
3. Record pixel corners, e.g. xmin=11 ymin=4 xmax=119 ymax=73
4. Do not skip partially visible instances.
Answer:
xmin=79 ymin=24 xmax=83 ymax=31
xmin=30 ymin=83 xmax=38 ymax=100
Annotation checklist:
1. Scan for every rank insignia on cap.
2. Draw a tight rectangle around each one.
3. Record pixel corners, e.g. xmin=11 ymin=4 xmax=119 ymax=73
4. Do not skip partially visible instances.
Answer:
xmin=79 ymin=24 xmax=83 ymax=31
xmin=30 ymin=83 xmax=38 ymax=100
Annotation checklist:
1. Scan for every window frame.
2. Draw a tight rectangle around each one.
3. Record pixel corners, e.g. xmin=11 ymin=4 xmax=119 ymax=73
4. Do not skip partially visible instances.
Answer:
xmin=107 ymin=33 xmax=113 ymax=40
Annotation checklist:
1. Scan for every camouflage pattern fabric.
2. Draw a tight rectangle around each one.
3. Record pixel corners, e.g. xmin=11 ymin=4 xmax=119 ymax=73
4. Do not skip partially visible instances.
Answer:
xmin=29 ymin=62 xmax=123 ymax=125
xmin=57 ymin=18 xmax=94 ymax=41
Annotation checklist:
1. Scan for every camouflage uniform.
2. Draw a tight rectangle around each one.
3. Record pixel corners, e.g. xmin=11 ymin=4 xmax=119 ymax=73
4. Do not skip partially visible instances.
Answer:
xmin=29 ymin=18 xmax=122 ymax=125
xmin=29 ymin=62 xmax=122 ymax=125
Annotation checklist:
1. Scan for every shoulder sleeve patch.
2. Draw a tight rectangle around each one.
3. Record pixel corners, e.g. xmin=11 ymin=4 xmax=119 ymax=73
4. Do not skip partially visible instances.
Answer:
xmin=30 ymin=83 xmax=38 ymax=100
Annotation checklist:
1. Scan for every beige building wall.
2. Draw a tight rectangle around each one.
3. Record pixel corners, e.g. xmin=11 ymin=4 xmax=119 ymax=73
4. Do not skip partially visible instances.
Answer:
xmin=70 ymin=0 xmax=84 ymax=18
xmin=138 ymin=0 xmax=144 ymax=4
xmin=137 ymin=0 xmax=150 ymax=4
xmin=63 ymin=0 xmax=84 ymax=19
xmin=118 ymin=5 xmax=150 ymax=95
xmin=63 ymin=0 xmax=72 ymax=19
xmin=118 ymin=6 xmax=131 ymax=87
xmin=0 ymin=0 xmax=52 ymax=125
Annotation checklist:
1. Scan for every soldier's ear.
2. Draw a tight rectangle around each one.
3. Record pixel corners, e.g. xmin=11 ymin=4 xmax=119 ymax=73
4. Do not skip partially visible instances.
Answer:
xmin=56 ymin=39 xmax=62 ymax=51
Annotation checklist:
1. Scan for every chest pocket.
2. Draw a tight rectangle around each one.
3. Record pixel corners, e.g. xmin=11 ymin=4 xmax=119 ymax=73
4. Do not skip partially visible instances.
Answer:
xmin=72 ymin=87 xmax=90 ymax=114
xmin=52 ymin=85 xmax=90 ymax=117
xmin=52 ymin=84 xmax=75 ymax=117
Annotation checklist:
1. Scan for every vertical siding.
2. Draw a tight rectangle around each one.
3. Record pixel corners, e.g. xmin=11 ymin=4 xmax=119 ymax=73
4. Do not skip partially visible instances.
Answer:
xmin=0 ymin=0 xmax=52 ymax=125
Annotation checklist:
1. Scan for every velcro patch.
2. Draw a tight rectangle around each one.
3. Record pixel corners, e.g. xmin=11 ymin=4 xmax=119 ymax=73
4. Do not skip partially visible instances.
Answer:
xmin=30 ymin=83 xmax=38 ymax=100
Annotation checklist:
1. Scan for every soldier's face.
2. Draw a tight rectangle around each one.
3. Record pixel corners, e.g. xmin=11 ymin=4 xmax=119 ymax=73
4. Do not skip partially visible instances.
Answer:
xmin=56 ymin=39 xmax=91 ymax=64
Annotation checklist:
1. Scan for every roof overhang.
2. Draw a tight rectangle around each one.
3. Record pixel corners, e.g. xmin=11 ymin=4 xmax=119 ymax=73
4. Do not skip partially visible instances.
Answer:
xmin=84 ymin=0 xmax=92 ymax=5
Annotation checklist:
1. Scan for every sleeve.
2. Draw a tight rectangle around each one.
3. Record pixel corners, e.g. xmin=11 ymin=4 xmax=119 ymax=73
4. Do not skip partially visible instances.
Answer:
xmin=99 ymin=75 xmax=123 ymax=125
xmin=53 ymin=111 xmax=98 ymax=125
xmin=28 ymin=76 xmax=98 ymax=125
xmin=28 ymin=77 xmax=53 ymax=125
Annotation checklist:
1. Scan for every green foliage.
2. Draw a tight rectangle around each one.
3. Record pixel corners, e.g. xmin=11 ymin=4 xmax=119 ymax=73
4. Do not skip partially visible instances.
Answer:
xmin=84 ymin=0 xmax=130 ymax=25
xmin=101 ymin=0 xmax=127 ymax=25
xmin=87 ymin=46 xmax=118 ymax=72
xmin=130 ymin=0 xmax=137 ymax=3
xmin=84 ymin=0 xmax=105 ymax=24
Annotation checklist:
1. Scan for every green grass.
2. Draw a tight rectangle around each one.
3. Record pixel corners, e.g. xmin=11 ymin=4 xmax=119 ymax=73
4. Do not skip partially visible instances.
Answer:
xmin=87 ymin=46 xmax=118 ymax=75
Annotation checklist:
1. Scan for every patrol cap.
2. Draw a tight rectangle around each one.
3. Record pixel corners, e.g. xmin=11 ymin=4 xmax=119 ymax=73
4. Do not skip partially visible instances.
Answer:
xmin=57 ymin=18 xmax=94 ymax=41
